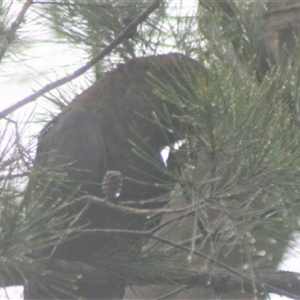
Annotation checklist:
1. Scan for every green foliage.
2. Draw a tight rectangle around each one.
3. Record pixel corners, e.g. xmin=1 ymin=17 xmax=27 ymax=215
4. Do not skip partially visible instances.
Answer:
xmin=2 ymin=0 xmax=300 ymax=298
xmin=147 ymin=56 xmax=300 ymax=269
xmin=38 ymin=0 xmax=167 ymax=78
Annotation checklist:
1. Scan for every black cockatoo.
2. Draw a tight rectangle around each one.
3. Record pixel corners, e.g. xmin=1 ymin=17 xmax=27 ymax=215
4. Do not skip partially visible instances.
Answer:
xmin=24 ymin=53 xmax=202 ymax=299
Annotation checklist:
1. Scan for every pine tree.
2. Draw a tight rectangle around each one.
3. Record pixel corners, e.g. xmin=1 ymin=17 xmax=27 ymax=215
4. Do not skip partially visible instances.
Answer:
xmin=1 ymin=1 xmax=300 ymax=299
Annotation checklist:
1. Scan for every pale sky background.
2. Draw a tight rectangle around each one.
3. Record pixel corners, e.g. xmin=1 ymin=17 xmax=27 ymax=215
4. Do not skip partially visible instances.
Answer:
xmin=0 ymin=20 xmax=87 ymax=300
xmin=1 ymin=1 xmax=300 ymax=299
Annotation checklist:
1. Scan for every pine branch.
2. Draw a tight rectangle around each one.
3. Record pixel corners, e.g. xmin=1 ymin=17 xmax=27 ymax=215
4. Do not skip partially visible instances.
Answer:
xmin=75 ymin=194 xmax=193 ymax=216
xmin=265 ymin=1 xmax=300 ymax=29
xmin=0 ymin=0 xmax=32 ymax=63
xmin=1 ymin=257 xmax=300 ymax=299
xmin=0 ymin=0 xmax=162 ymax=119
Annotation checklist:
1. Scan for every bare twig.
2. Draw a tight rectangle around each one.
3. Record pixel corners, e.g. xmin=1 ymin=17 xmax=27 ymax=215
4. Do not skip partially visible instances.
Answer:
xmin=0 ymin=0 xmax=162 ymax=119
xmin=75 ymin=194 xmax=194 ymax=216
xmin=79 ymin=227 xmax=300 ymax=299
xmin=0 ymin=0 xmax=32 ymax=63
xmin=155 ymin=287 xmax=188 ymax=300
xmin=48 ymin=202 xmax=91 ymax=259
xmin=0 ymin=172 xmax=29 ymax=181
xmin=4 ymin=256 xmax=300 ymax=298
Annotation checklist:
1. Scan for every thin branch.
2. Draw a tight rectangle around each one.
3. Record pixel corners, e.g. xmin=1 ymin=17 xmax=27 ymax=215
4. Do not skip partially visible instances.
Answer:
xmin=0 ymin=0 xmax=162 ymax=119
xmin=75 ymin=194 xmax=194 ymax=216
xmin=155 ymin=287 xmax=188 ymax=300
xmin=0 ymin=172 xmax=29 ymax=181
xmin=79 ymin=227 xmax=252 ymax=281
xmin=80 ymin=227 xmax=299 ymax=299
xmin=0 ymin=0 xmax=32 ymax=63
xmin=48 ymin=202 xmax=91 ymax=259
xmin=1 ymin=257 xmax=300 ymax=299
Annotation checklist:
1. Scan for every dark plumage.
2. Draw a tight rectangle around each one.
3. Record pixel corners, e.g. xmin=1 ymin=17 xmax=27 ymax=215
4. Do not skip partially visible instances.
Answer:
xmin=24 ymin=53 xmax=202 ymax=299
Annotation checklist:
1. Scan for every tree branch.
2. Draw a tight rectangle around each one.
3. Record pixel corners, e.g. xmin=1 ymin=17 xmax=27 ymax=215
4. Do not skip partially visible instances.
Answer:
xmin=78 ymin=227 xmax=300 ymax=299
xmin=1 ymin=257 xmax=300 ymax=299
xmin=0 ymin=0 xmax=162 ymax=119
xmin=75 ymin=194 xmax=194 ymax=216
xmin=0 ymin=0 xmax=32 ymax=63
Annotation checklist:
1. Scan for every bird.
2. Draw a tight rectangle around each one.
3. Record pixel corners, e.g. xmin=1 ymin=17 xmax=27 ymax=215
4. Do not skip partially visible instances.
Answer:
xmin=24 ymin=53 xmax=202 ymax=299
